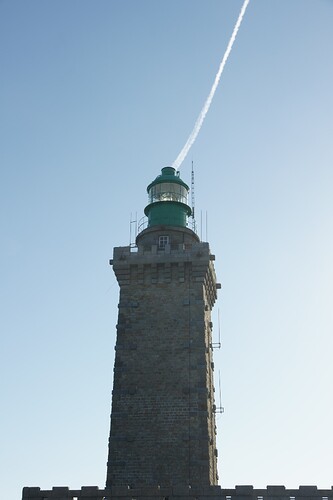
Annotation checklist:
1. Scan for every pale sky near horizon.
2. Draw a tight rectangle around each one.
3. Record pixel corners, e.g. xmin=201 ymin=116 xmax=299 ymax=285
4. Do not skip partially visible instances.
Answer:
xmin=1 ymin=1 xmax=333 ymax=499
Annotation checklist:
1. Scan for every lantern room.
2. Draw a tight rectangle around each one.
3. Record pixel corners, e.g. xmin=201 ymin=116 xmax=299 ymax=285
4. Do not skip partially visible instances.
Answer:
xmin=144 ymin=166 xmax=192 ymax=228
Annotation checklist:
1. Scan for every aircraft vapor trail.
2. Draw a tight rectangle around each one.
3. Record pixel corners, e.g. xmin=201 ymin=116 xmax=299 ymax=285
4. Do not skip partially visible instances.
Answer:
xmin=172 ymin=0 xmax=250 ymax=170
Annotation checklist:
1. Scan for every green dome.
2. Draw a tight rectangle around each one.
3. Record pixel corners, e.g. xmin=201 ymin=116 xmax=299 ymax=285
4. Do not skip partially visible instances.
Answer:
xmin=144 ymin=167 xmax=192 ymax=228
xmin=146 ymin=166 xmax=189 ymax=192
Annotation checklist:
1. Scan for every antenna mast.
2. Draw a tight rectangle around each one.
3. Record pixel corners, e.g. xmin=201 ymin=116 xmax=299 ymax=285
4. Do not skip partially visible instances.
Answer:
xmin=191 ymin=161 xmax=197 ymax=233
xmin=129 ymin=212 xmax=137 ymax=248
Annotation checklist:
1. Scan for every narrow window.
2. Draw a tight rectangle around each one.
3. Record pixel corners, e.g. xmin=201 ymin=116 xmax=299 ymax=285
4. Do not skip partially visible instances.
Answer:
xmin=159 ymin=235 xmax=169 ymax=249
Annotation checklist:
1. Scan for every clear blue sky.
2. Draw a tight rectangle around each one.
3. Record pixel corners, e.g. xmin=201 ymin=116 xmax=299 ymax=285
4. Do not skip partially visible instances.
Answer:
xmin=1 ymin=1 xmax=333 ymax=498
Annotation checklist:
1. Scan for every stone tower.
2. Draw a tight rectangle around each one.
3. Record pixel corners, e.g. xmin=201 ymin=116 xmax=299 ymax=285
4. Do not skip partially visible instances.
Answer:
xmin=22 ymin=168 xmax=332 ymax=500
xmin=106 ymin=166 xmax=220 ymax=489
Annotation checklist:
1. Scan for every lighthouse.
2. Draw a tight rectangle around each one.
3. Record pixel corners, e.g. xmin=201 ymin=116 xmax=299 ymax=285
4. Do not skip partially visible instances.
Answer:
xmin=106 ymin=166 xmax=220 ymax=488
xmin=22 ymin=169 xmax=333 ymax=500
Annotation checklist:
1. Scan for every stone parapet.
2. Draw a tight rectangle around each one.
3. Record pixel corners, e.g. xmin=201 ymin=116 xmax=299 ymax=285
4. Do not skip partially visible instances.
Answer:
xmin=22 ymin=486 xmax=333 ymax=500
xmin=111 ymin=243 xmax=219 ymax=308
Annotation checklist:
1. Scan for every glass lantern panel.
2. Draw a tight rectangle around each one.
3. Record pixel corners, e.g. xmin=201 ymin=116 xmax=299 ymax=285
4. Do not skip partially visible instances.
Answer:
xmin=149 ymin=183 xmax=188 ymax=204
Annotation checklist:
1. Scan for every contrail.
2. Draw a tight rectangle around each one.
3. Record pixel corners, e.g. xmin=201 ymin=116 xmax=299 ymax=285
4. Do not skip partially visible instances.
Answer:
xmin=172 ymin=0 xmax=250 ymax=170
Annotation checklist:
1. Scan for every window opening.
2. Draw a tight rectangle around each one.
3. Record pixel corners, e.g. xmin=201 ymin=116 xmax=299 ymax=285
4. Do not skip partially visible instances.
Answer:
xmin=159 ymin=235 xmax=169 ymax=249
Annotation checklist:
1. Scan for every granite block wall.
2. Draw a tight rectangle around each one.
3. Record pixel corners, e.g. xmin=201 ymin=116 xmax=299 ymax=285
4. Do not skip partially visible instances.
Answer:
xmin=106 ymin=226 xmax=219 ymax=488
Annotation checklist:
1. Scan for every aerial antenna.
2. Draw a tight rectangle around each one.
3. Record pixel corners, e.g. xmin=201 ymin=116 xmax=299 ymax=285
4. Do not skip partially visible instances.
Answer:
xmin=191 ymin=161 xmax=197 ymax=233
xmin=129 ymin=212 xmax=137 ymax=248
xmin=212 ymin=308 xmax=221 ymax=349
xmin=215 ymin=370 xmax=225 ymax=414
xmin=206 ymin=211 xmax=208 ymax=241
